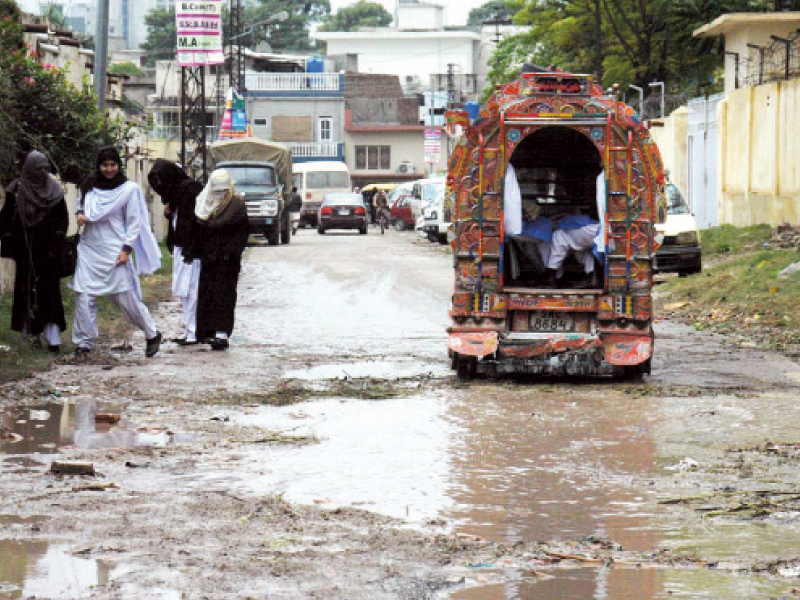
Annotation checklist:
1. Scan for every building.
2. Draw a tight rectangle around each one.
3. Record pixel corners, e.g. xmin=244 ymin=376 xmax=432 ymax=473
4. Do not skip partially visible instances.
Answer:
xmin=48 ymin=0 xmax=175 ymax=51
xmin=694 ymin=12 xmax=800 ymax=92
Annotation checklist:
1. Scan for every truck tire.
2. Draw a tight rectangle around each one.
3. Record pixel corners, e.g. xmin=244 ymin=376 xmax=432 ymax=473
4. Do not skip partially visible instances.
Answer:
xmin=280 ymin=211 xmax=291 ymax=244
xmin=267 ymin=225 xmax=280 ymax=246
xmin=455 ymin=355 xmax=477 ymax=382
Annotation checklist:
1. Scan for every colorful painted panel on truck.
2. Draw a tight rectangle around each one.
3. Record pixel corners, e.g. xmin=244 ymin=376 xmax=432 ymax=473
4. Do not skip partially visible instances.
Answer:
xmin=445 ymin=70 xmax=667 ymax=380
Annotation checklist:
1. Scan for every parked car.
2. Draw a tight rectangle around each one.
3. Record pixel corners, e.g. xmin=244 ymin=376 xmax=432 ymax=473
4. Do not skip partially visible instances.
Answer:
xmin=293 ymin=161 xmax=352 ymax=228
xmin=317 ymin=192 xmax=368 ymax=235
xmin=654 ymin=182 xmax=702 ymax=276
xmin=421 ymin=190 xmax=450 ymax=244
xmin=389 ymin=184 xmax=415 ymax=230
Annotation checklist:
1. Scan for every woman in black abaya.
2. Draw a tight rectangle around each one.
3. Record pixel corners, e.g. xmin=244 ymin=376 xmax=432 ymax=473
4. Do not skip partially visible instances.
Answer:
xmin=0 ymin=151 xmax=68 ymax=352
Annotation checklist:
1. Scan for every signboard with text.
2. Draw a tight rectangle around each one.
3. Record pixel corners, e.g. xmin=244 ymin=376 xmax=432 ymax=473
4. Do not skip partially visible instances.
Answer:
xmin=424 ymin=128 xmax=441 ymax=164
xmin=176 ymin=0 xmax=225 ymax=67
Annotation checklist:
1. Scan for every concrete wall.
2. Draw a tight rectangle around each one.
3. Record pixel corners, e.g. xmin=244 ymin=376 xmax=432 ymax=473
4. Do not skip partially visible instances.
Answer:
xmin=648 ymin=106 xmax=689 ymax=195
xmin=652 ymin=77 xmax=800 ymax=228
xmin=718 ymin=78 xmax=800 ymax=226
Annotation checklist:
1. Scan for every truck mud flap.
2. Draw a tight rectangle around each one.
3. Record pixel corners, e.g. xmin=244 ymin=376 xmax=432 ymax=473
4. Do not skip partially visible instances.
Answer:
xmin=602 ymin=334 xmax=653 ymax=366
xmin=448 ymin=331 xmax=498 ymax=358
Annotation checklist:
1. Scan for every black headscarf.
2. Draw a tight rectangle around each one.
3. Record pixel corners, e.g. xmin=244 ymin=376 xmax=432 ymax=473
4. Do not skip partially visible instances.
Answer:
xmin=148 ymin=159 xmax=191 ymax=209
xmin=79 ymin=145 xmax=128 ymax=198
xmin=7 ymin=151 xmax=64 ymax=227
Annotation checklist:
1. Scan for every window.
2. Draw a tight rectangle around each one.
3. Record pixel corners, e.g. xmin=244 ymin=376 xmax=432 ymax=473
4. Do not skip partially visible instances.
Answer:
xmin=318 ymin=116 xmax=332 ymax=142
xmin=355 ymin=145 xmax=391 ymax=170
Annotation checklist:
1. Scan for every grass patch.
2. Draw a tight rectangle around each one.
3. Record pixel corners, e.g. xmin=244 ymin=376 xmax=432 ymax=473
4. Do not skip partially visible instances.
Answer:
xmin=0 ymin=245 xmax=173 ymax=384
xmin=212 ymin=379 xmax=405 ymax=407
xmin=699 ymin=224 xmax=773 ymax=256
xmin=657 ymin=226 xmax=800 ymax=354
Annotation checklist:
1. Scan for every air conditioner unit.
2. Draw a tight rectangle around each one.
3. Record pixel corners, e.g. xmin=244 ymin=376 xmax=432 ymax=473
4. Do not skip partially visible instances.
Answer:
xmin=397 ymin=161 xmax=416 ymax=174
xmin=405 ymin=75 xmax=421 ymax=85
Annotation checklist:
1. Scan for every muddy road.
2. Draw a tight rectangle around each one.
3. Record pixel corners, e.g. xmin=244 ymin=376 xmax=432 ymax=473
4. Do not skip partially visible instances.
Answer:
xmin=2 ymin=227 xmax=800 ymax=599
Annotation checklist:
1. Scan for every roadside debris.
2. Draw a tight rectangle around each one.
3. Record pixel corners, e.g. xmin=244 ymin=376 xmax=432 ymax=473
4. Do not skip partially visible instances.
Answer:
xmin=50 ymin=461 xmax=96 ymax=476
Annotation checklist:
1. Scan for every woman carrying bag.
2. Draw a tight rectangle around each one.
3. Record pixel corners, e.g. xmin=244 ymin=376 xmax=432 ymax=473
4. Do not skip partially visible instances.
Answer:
xmin=0 ymin=151 xmax=68 ymax=353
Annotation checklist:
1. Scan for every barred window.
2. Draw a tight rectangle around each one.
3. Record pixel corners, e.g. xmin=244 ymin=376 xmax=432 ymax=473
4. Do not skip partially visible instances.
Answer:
xmin=355 ymin=145 xmax=391 ymax=170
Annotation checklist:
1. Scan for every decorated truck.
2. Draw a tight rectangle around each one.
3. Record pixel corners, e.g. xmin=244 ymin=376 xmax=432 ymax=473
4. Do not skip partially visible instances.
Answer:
xmin=209 ymin=138 xmax=293 ymax=245
xmin=445 ymin=68 xmax=667 ymax=380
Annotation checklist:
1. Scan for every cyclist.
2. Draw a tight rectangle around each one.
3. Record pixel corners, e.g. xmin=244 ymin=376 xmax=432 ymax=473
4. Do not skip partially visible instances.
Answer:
xmin=374 ymin=189 xmax=390 ymax=234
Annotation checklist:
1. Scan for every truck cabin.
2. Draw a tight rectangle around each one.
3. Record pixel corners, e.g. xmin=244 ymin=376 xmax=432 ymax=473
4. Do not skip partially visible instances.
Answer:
xmin=503 ymin=125 xmax=604 ymax=291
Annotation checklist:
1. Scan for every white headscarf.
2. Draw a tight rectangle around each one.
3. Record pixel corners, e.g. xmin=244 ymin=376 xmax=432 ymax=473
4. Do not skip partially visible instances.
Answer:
xmin=195 ymin=169 xmax=235 ymax=222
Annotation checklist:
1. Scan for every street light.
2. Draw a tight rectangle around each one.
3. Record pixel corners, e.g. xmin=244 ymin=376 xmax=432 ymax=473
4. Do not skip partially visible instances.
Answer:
xmin=649 ymin=81 xmax=664 ymax=118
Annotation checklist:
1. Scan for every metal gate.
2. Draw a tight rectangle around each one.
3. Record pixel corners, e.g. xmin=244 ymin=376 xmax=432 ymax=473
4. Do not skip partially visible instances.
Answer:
xmin=687 ymin=92 xmax=725 ymax=229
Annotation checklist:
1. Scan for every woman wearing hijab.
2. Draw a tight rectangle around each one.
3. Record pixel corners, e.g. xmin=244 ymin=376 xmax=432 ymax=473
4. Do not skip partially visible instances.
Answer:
xmin=187 ymin=169 xmax=249 ymax=350
xmin=147 ymin=160 xmax=203 ymax=345
xmin=0 ymin=151 xmax=68 ymax=352
xmin=70 ymin=146 xmax=163 ymax=357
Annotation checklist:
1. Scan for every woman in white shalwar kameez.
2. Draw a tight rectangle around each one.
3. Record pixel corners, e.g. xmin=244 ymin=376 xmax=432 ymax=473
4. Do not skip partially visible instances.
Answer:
xmin=71 ymin=146 xmax=163 ymax=357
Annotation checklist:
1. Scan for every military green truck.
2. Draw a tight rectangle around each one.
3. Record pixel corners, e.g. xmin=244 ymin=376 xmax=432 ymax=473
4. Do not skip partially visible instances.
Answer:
xmin=209 ymin=138 xmax=293 ymax=245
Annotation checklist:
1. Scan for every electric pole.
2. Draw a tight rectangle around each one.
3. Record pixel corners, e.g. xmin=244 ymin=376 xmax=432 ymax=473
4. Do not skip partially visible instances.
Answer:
xmin=94 ymin=0 xmax=109 ymax=111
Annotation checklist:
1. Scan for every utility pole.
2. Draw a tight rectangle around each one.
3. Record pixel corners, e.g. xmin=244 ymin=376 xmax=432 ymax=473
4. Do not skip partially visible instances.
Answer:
xmin=94 ymin=0 xmax=109 ymax=111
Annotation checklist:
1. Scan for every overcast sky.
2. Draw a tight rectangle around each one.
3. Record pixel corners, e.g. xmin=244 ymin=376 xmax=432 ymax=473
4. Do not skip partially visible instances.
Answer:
xmin=16 ymin=0 xmax=490 ymax=28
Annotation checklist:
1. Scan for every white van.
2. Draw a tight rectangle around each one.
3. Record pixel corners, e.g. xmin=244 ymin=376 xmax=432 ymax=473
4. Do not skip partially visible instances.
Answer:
xmin=292 ymin=161 xmax=352 ymax=227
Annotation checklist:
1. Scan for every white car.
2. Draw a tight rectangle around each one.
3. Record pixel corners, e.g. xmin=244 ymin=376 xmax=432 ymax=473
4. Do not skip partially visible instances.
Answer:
xmin=421 ymin=190 xmax=450 ymax=244
xmin=654 ymin=183 xmax=702 ymax=276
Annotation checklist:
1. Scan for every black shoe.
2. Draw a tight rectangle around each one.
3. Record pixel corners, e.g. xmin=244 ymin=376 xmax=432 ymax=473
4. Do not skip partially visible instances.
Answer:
xmin=145 ymin=331 xmax=162 ymax=357
xmin=48 ymin=344 xmax=61 ymax=354
xmin=209 ymin=338 xmax=229 ymax=351
xmin=74 ymin=346 xmax=91 ymax=357
xmin=175 ymin=338 xmax=198 ymax=346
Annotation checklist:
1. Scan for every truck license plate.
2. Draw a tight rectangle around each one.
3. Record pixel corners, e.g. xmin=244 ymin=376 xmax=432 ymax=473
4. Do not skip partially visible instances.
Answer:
xmin=529 ymin=311 xmax=574 ymax=332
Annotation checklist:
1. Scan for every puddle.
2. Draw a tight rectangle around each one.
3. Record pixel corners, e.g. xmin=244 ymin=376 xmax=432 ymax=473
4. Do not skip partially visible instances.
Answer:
xmin=0 ymin=540 xmax=110 ymax=600
xmin=203 ymin=394 xmax=456 ymax=520
xmin=445 ymin=566 xmax=792 ymax=600
xmin=0 ymin=402 xmax=197 ymax=455
xmin=284 ymin=359 xmax=450 ymax=381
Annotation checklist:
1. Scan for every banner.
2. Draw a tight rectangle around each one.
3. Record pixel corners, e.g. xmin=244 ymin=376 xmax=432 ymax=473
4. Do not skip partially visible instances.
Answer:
xmin=218 ymin=88 xmax=249 ymax=139
xmin=176 ymin=0 xmax=225 ymax=67
xmin=424 ymin=128 xmax=441 ymax=163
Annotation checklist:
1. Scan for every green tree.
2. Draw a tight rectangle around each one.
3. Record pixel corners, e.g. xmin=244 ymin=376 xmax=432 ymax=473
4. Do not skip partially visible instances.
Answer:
xmin=467 ymin=0 xmax=516 ymax=27
xmin=493 ymin=0 xmax=782 ymax=96
xmin=245 ymin=0 xmax=331 ymax=52
xmin=318 ymin=1 xmax=392 ymax=31
xmin=140 ymin=8 xmax=176 ymax=67
xmin=108 ymin=62 xmax=145 ymax=77
xmin=0 ymin=0 xmax=130 ymax=185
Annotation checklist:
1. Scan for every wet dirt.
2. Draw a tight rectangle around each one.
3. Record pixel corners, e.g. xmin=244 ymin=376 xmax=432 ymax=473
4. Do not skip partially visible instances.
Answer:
xmin=2 ymin=228 xmax=800 ymax=598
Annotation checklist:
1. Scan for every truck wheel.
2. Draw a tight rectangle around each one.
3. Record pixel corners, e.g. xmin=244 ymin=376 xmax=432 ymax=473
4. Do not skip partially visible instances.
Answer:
xmin=394 ymin=219 xmax=406 ymax=231
xmin=267 ymin=225 xmax=280 ymax=246
xmin=280 ymin=212 xmax=291 ymax=244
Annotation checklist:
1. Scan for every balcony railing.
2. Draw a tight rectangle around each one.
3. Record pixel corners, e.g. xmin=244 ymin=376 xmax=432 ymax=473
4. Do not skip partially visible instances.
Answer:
xmin=244 ymin=72 xmax=342 ymax=93
xmin=149 ymin=125 xmax=219 ymax=141
xmin=287 ymin=142 xmax=339 ymax=157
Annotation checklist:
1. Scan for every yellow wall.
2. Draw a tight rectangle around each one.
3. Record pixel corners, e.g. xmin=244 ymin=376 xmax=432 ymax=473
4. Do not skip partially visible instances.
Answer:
xmin=719 ymin=79 xmax=800 ymax=225
xmin=656 ymin=78 xmax=800 ymax=227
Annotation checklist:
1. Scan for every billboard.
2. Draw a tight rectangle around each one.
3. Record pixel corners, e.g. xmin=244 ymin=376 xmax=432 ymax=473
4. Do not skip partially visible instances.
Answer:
xmin=176 ymin=0 xmax=225 ymax=67
xmin=424 ymin=128 xmax=441 ymax=164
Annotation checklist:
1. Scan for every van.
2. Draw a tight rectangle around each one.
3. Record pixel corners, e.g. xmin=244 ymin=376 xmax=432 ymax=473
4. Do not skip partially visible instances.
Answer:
xmin=410 ymin=176 xmax=445 ymax=222
xmin=653 ymin=182 xmax=702 ymax=276
xmin=292 ymin=161 xmax=352 ymax=227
